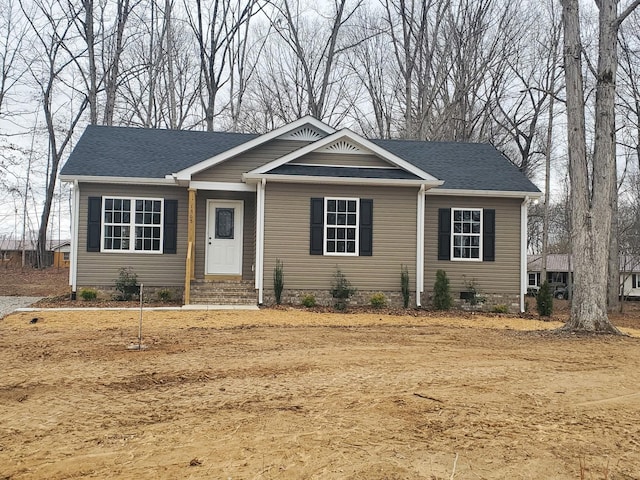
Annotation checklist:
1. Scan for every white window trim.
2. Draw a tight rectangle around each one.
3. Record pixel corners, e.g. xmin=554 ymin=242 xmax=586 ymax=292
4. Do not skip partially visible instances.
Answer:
xmin=323 ymin=197 xmax=359 ymax=256
xmin=101 ymin=196 xmax=164 ymax=254
xmin=528 ymin=273 xmax=540 ymax=287
xmin=451 ymin=207 xmax=483 ymax=262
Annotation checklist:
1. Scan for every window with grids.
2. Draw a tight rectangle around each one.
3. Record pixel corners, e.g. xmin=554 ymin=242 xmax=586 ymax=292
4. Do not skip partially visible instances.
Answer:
xmin=102 ymin=197 xmax=163 ymax=252
xmin=452 ymin=208 xmax=482 ymax=260
xmin=325 ymin=198 xmax=358 ymax=255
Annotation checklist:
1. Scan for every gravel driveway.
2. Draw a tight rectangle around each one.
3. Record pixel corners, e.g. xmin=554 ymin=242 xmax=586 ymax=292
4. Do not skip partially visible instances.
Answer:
xmin=0 ymin=297 xmax=42 ymax=319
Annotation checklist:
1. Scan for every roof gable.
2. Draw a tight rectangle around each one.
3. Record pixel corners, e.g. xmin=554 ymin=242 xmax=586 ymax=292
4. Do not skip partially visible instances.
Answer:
xmin=246 ymin=129 xmax=441 ymax=184
xmin=173 ymin=116 xmax=334 ymax=181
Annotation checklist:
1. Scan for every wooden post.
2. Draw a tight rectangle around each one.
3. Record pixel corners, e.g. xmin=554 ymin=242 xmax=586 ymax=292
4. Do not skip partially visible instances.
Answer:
xmin=188 ymin=188 xmax=197 ymax=280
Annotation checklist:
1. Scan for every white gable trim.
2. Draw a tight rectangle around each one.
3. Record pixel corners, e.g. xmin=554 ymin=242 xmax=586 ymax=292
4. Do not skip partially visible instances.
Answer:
xmin=243 ymin=173 xmax=441 ymax=188
xmin=248 ymin=129 xmax=439 ymax=182
xmin=173 ymin=116 xmax=334 ymax=181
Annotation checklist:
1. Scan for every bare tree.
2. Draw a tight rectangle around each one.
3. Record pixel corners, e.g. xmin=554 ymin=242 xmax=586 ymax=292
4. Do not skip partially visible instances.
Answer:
xmin=20 ymin=0 xmax=89 ymax=267
xmin=560 ymin=0 xmax=640 ymax=333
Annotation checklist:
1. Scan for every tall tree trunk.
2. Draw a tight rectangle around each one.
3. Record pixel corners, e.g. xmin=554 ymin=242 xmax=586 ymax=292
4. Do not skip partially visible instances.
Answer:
xmin=560 ymin=0 xmax=621 ymax=333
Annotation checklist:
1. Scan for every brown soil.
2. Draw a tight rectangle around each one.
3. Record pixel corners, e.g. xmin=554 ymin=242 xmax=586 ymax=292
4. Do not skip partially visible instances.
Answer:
xmin=0 ymin=266 xmax=71 ymax=297
xmin=1 ymin=308 xmax=640 ymax=479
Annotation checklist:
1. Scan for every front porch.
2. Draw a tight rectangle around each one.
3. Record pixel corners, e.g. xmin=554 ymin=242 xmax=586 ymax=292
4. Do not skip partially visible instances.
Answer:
xmin=184 ymin=188 xmax=257 ymax=305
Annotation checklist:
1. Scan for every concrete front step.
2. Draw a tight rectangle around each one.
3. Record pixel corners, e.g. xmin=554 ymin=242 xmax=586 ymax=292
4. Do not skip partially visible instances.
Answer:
xmin=189 ymin=281 xmax=257 ymax=305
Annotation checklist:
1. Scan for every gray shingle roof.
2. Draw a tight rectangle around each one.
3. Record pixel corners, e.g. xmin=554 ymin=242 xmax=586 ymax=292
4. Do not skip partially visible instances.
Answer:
xmin=61 ymin=124 xmax=540 ymax=193
xmin=61 ymin=125 xmax=258 ymax=178
xmin=372 ymin=138 xmax=539 ymax=192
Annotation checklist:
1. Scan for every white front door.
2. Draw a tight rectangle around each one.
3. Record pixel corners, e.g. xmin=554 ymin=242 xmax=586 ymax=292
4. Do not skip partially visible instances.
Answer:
xmin=206 ymin=200 xmax=244 ymax=275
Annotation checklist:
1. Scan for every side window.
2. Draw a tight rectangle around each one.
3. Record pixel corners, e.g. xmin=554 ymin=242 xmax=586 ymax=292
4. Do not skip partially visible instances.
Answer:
xmin=87 ymin=196 xmax=178 ymax=254
xmin=438 ymin=207 xmax=495 ymax=262
xmin=310 ymin=197 xmax=373 ymax=256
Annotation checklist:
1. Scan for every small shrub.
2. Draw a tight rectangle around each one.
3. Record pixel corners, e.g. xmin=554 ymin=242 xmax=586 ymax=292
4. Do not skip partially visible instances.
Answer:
xmin=432 ymin=269 xmax=453 ymax=310
xmin=157 ymin=289 xmax=172 ymax=302
xmin=370 ymin=292 xmax=387 ymax=308
xmin=115 ymin=267 xmax=139 ymax=301
xmin=273 ymin=258 xmax=284 ymax=305
xmin=537 ymin=281 xmax=553 ymax=317
xmin=492 ymin=304 xmax=509 ymax=314
xmin=330 ymin=268 xmax=357 ymax=311
xmin=80 ymin=288 xmax=97 ymax=301
xmin=400 ymin=264 xmax=410 ymax=308
xmin=301 ymin=294 xmax=316 ymax=308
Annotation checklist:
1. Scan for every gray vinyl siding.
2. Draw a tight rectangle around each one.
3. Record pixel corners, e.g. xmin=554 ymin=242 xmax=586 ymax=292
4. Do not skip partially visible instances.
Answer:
xmin=293 ymin=152 xmax=392 ymax=168
xmin=263 ymin=183 xmax=418 ymax=292
xmin=424 ymin=195 xmax=522 ymax=295
xmin=193 ymin=140 xmax=309 ymax=182
xmin=194 ymin=191 xmax=255 ymax=281
xmin=76 ymin=183 xmax=187 ymax=287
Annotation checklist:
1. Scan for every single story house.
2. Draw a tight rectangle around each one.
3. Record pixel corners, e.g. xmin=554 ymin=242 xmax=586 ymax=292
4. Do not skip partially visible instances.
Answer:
xmin=527 ymin=253 xmax=640 ymax=298
xmin=60 ymin=117 xmax=541 ymax=310
xmin=52 ymin=241 xmax=71 ymax=268
xmin=526 ymin=254 xmax=573 ymax=293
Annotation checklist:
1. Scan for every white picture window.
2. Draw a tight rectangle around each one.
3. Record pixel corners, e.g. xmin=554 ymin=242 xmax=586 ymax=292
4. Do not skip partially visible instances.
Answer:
xmin=452 ymin=208 xmax=482 ymax=260
xmin=325 ymin=198 xmax=358 ymax=255
xmin=102 ymin=197 xmax=163 ymax=253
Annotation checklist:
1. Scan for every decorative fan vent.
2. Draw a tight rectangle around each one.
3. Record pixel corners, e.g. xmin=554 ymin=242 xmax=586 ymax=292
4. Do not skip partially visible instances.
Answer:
xmin=281 ymin=126 xmax=324 ymax=141
xmin=320 ymin=140 xmax=362 ymax=154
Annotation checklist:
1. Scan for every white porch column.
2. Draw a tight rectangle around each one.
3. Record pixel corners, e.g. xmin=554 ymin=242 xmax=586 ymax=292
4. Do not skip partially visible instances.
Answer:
xmin=416 ymin=185 xmax=426 ymax=307
xmin=256 ymin=179 xmax=266 ymax=304
xmin=520 ymin=196 xmax=530 ymax=312
xmin=70 ymin=180 xmax=80 ymax=298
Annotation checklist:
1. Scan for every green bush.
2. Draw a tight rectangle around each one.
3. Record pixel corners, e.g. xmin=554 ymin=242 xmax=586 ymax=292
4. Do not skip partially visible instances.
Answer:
xmin=401 ymin=265 xmax=410 ymax=308
xmin=115 ymin=267 xmax=139 ymax=301
xmin=492 ymin=304 xmax=509 ymax=314
xmin=301 ymin=294 xmax=316 ymax=308
xmin=330 ymin=268 xmax=357 ymax=311
xmin=432 ymin=269 xmax=453 ymax=310
xmin=80 ymin=288 xmax=97 ymax=301
xmin=157 ymin=289 xmax=172 ymax=302
xmin=370 ymin=292 xmax=387 ymax=308
xmin=537 ymin=281 xmax=553 ymax=317
xmin=273 ymin=258 xmax=284 ymax=305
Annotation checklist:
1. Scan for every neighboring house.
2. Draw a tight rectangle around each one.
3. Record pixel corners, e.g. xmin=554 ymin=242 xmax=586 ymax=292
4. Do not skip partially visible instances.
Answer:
xmin=527 ymin=254 xmax=573 ymax=292
xmin=0 ymin=239 xmax=53 ymax=267
xmin=52 ymin=241 xmax=71 ymax=268
xmin=60 ymin=117 xmax=541 ymax=310
xmin=528 ymin=253 xmax=640 ymax=298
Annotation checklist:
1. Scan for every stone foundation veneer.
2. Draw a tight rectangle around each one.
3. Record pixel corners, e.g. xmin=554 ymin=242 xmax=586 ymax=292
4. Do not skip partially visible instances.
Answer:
xmin=264 ymin=289 xmax=522 ymax=313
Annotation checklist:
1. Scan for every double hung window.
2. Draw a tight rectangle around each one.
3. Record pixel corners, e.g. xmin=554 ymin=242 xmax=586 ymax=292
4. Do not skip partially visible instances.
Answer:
xmin=102 ymin=197 xmax=163 ymax=253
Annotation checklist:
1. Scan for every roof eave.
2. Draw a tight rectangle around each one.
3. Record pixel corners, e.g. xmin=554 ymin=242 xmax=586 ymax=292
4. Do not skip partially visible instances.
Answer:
xmin=60 ymin=174 xmax=178 ymax=186
xmin=426 ymin=188 xmax=543 ymax=198
xmin=243 ymin=172 xmax=444 ymax=188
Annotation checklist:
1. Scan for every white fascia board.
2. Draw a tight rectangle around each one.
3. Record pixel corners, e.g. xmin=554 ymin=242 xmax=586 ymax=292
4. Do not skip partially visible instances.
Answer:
xmin=189 ymin=181 xmax=256 ymax=192
xmin=249 ymin=129 xmax=440 ymax=182
xmin=60 ymin=175 xmax=177 ymax=186
xmin=243 ymin=172 xmax=443 ymax=188
xmin=173 ymin=116 xmax=335 ymax=181
xmin=426 ymin=188 xmax=543 ymax=198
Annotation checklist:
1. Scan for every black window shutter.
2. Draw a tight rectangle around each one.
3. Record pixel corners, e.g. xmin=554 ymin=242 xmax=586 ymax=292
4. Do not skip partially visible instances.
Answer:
xmin=310 ymin=198 xmax=324 ymax=255
xmin=164 ymin=199 xmax=178 ymax=254
xmin=483 ymin=209 xmax=496 ymax=262
xmin=87 ymin=196 xmax=102 ymax=252
xmin=359 ymin=199 xmax=373 ymax=256
xmin=634 ymin=274 xmax=637 ymax=289
xmin=437 ymin=208 xmax=451 ymax=260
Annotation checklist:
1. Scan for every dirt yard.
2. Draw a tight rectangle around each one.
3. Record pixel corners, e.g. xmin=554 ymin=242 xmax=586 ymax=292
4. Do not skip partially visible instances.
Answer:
xmin=2 ymin=308 xmax=640 ymax=480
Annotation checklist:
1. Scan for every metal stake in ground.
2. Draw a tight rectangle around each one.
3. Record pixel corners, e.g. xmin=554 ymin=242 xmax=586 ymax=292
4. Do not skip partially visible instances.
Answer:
xmin=138 ymin=283 xmax=143 ymax=350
